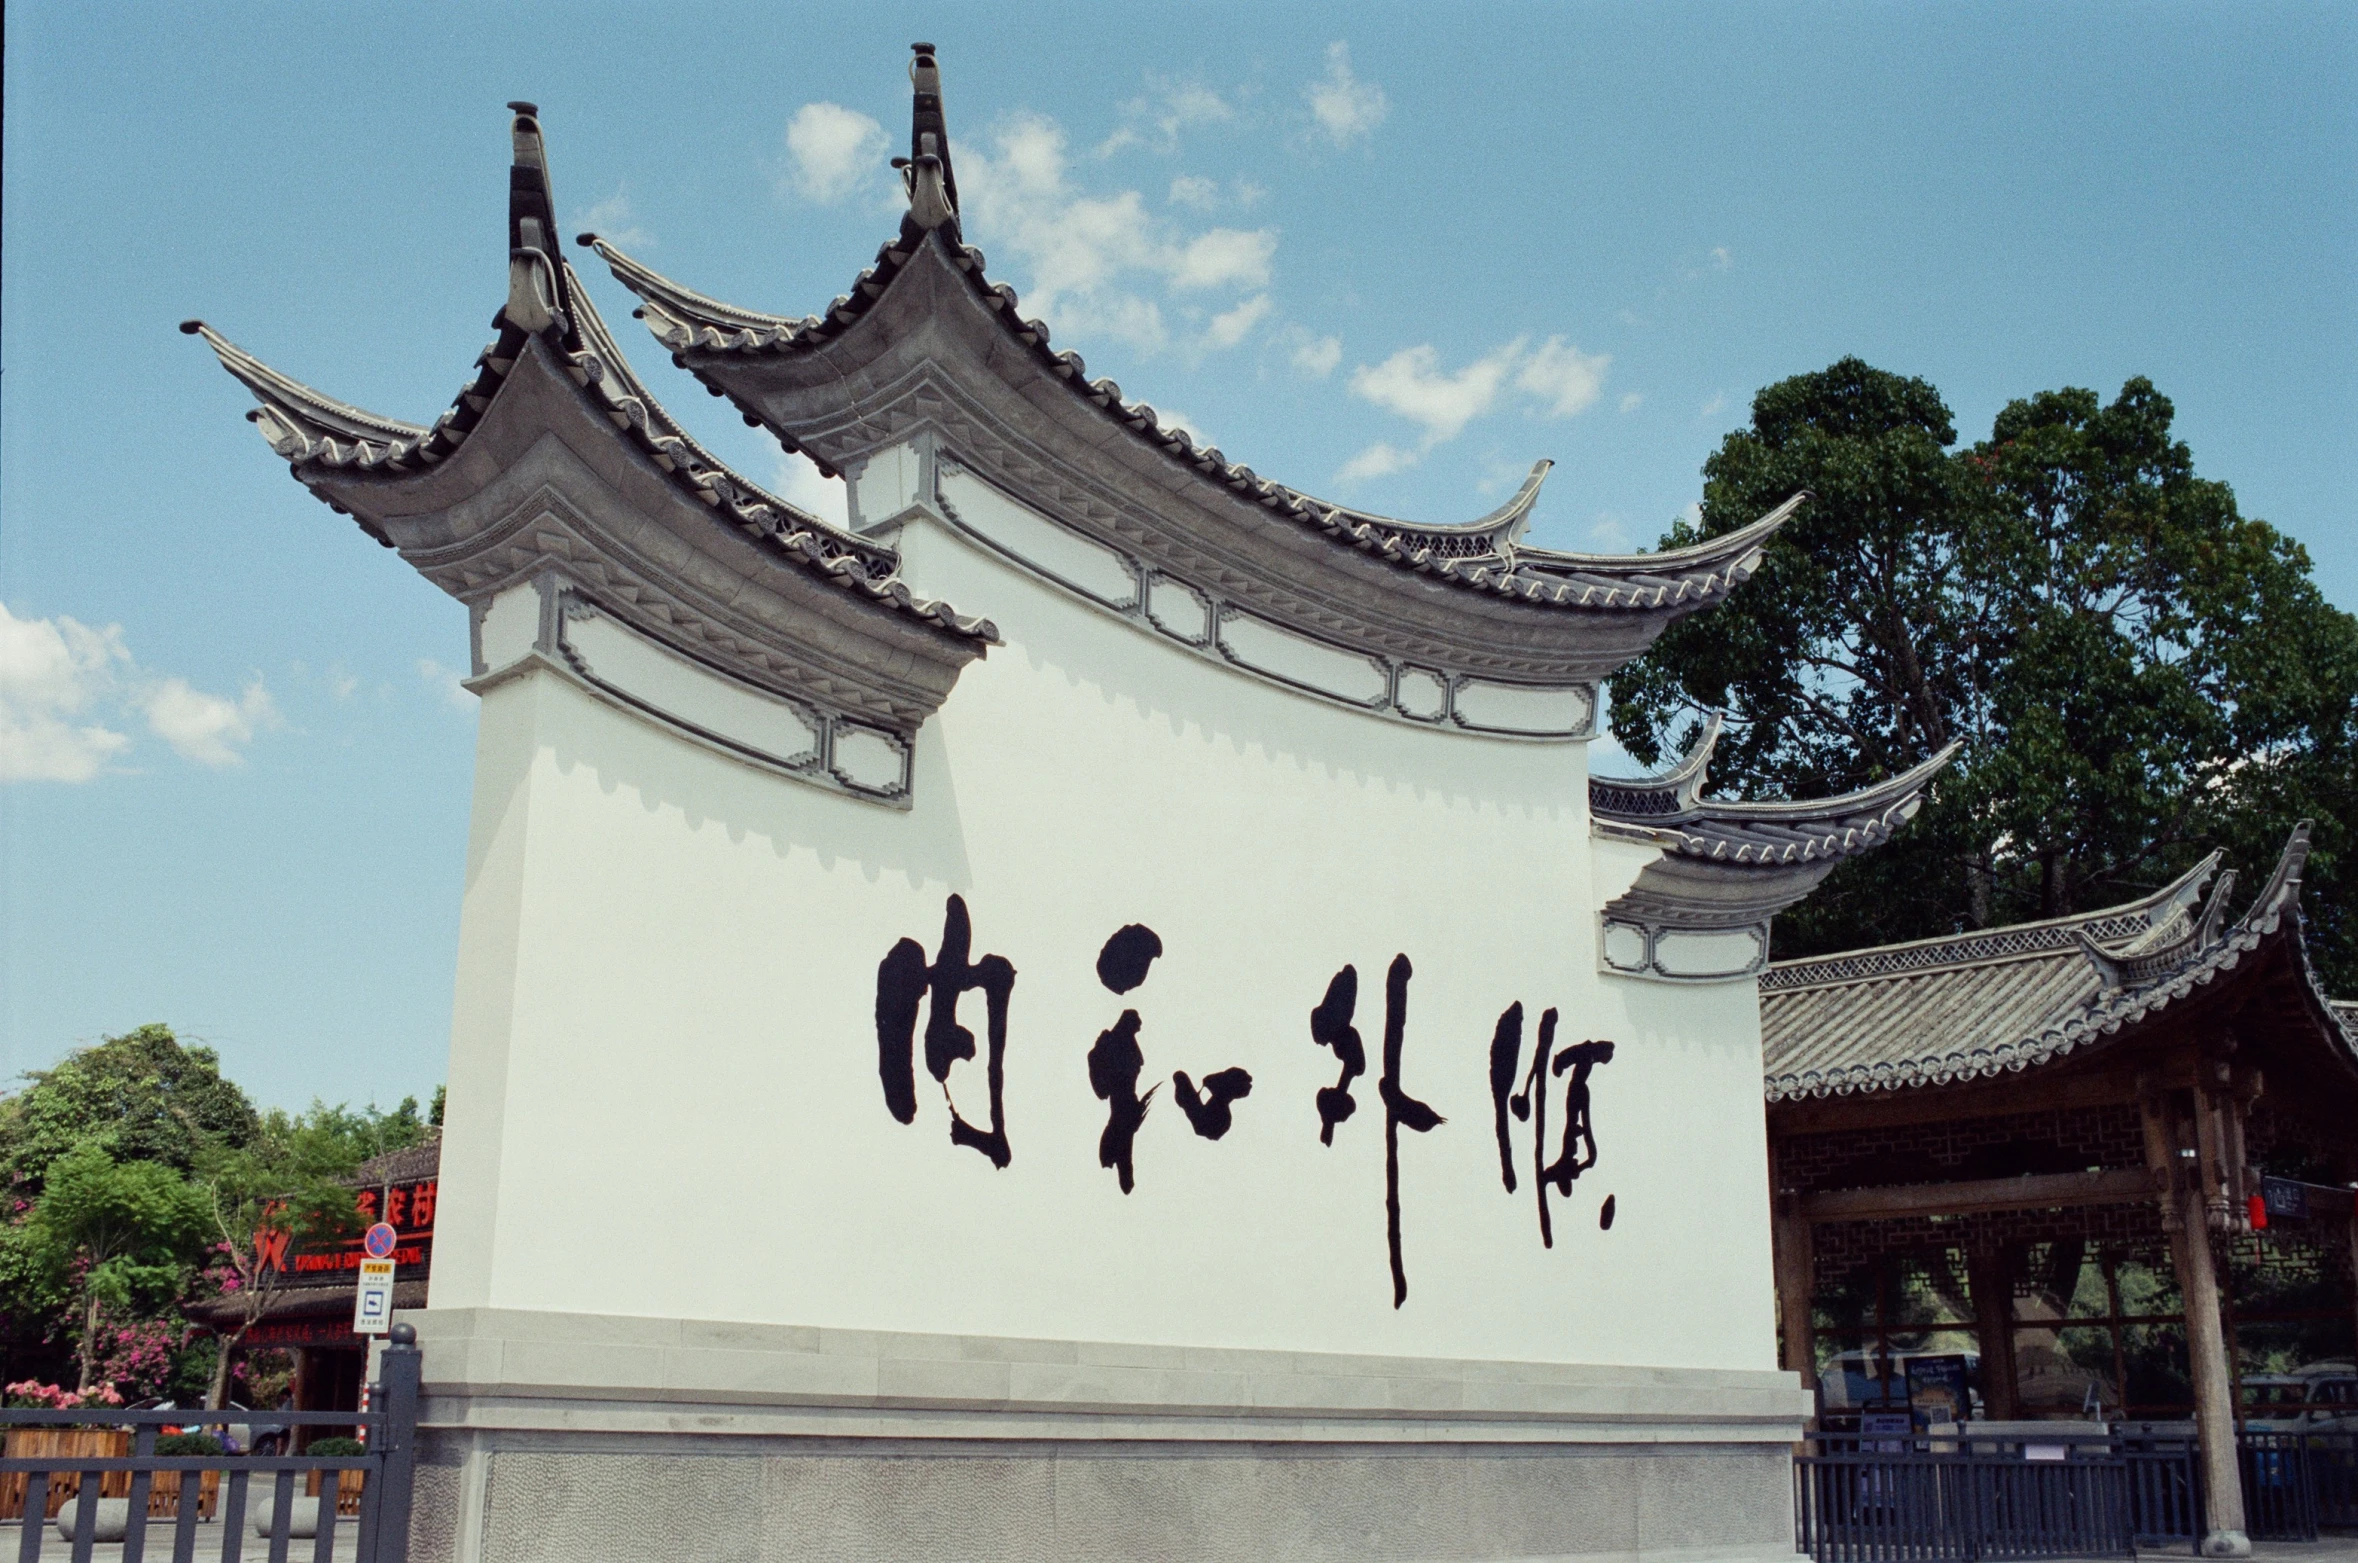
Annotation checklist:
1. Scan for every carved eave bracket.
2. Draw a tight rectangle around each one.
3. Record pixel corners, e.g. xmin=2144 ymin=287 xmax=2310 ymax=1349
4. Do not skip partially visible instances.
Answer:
xmin=187 ymin=106 xmax=994 ymax=808
xmin=1593 ymin=737 xmax=1959 ymax=982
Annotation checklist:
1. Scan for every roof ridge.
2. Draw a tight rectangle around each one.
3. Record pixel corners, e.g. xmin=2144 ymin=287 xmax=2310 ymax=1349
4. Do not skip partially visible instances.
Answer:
xmin=185 ymin=105 xmax=994 ymax=644
xmin=1762 ymin=828 xmax=2352 ymax=1102
xmin=1762 ymin=849 xmax=2223 ymax=990
xmin=589 ymin=224 xmax=1803 ymax=612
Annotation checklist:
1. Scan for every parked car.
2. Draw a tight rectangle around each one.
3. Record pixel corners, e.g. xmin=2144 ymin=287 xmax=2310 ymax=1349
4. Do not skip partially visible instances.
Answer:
xmin=128 ymin=1398 xmax=291 ymax=1454
xmin=2293 ymin=1370 xmax=2358 ymax=1434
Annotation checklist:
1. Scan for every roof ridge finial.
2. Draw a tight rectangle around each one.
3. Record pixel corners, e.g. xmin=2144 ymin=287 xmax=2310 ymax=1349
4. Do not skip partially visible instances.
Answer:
xmin=503 ymin=101 xmax=573 ymax=338
xmin=893 ymin=42 xmax=960 ymax=232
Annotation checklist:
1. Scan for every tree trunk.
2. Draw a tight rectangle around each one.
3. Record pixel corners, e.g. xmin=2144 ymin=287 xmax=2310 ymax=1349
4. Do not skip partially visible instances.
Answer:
xmin=208 ymin=1319 xmax=248 ymax=1411
xmin=76 ymin=1287 xmax=101 ymax=1395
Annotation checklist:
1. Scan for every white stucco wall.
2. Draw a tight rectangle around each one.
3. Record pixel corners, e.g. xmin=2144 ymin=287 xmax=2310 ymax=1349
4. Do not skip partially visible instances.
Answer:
xmin=426 ymin=473 xmax=1779 ymax=1373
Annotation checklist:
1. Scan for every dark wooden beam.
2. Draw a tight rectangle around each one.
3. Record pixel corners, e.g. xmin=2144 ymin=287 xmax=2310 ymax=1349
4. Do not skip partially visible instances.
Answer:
xmin=1798 ymin=1167 xmax=2160 ymax=1224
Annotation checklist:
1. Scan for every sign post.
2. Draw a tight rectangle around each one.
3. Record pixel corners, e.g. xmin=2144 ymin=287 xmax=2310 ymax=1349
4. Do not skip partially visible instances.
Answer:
xmin=354 ymin=1222 xmax=399 ymax=1336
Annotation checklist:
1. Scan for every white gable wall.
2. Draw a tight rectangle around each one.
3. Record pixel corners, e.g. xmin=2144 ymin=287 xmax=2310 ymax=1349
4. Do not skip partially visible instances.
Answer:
xmin=425 ymin=478 xmax=1778 ymax=1373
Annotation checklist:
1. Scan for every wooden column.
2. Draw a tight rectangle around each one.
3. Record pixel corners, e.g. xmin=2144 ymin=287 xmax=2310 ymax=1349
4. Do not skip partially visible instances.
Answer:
xmin=1773 ymin=1198 xmax=1817 ymax=1394
xmin=2142 ymin=1070 xmax=2248 ymax=1556
xmin=1966 ymin=1244 xmax=2018 ymax=1421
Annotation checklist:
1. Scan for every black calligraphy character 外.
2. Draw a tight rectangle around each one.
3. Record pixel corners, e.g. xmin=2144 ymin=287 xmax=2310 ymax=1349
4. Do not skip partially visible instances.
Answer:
xmin=1308 ymin=966 xmax=1366 ymax=1144
xmin=873 ymin=895 xmax=1018 ymax=1168
xmin=1376 ymin=955 xmax=1444 ymax=1308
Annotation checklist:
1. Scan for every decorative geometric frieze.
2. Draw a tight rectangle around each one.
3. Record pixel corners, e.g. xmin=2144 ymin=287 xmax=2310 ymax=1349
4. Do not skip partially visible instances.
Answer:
xmin=1216 ymin=610 xmax=1391 ymax=709
xmin=1452 ymin=678 xmax=1594 ymax=738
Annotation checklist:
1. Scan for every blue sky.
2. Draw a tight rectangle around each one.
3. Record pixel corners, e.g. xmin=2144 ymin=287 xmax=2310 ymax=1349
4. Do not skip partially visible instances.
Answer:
xmin=3 ymin=2 xmax=2352 ymax=1108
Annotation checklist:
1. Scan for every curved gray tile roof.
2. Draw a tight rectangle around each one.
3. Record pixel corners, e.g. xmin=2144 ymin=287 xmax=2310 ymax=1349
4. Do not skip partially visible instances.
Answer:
xmin=1761 ymin=827 xmax=2357 ymax=1101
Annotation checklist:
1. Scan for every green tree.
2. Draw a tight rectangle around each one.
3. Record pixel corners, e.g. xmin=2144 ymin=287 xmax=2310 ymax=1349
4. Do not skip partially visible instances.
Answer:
xmin=1612 ymin=360 xmax=2358 ymax=983
xmin=17 ymin=1144 xmax=207 ymax=1393
xmin=194 ymin=1107 xmax=370 ymax=1408
xmin=0 ymin=1025 xmax=258 ymax=1194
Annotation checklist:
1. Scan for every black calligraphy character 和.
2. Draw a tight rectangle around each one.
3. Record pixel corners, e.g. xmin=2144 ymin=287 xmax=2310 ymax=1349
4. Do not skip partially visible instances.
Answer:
xmin=873 ymin=895 xmax=1018 ymax=1168
xmin=1487 ymin=1000 xmax=1614 ymax=1247
xmin=1088 ymin=925 xmax=1162 ymax=1193
xmin=1312 ymin=956 xmax=1443 ymax=1308
xmin=1088 ymin=925 xmax=1255 ymax=1193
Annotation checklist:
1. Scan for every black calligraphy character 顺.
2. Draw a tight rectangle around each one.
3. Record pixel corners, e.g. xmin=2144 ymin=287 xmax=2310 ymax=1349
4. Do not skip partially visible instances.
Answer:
xmin=873 ymin=894 xmax=1018 ymax=1168
xmin=1487 ymin=1001 xmax=1525 ymax=1193
xmin=1308 ymin=966 xmax=1366 ymax=1145
xmin=1487 ymin=1000 xmax=1615 ymax=1248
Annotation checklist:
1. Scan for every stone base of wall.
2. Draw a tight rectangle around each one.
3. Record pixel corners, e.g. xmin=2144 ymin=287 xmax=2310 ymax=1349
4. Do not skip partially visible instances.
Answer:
xmin=404 ymin=1309 xmax=1810 ymax=1563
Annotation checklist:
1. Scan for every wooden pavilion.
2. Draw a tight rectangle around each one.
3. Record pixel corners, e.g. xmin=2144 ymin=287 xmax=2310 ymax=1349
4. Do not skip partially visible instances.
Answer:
xmin=1761 ymin=824 xmax=2358 ymax=1552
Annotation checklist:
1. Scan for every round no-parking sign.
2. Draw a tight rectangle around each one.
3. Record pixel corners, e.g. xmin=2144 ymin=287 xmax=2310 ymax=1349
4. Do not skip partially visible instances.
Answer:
xmin=363 ymin=1221 xmax=398 ymax=1259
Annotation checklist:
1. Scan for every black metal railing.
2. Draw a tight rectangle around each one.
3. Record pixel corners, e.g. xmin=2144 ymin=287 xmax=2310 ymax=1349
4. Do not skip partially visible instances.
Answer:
xmin=0 ymin=1323 xmax=417 ymax=1563
xmin=1795 ymin=1428 xmax=2358 ymax=1561
xmin=1795 ymin=1440 xmax=2132 ymax=1561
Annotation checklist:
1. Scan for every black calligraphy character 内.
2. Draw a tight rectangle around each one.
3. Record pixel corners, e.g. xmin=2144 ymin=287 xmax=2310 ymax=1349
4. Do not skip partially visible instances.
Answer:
xmin=873 ymin=895 xmax=1018 ymax=1168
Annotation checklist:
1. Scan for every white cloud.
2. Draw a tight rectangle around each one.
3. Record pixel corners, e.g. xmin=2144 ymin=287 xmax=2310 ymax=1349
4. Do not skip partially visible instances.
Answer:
xmin=772 ymin=450 xmax=853 ymax=532
xmin=1336 ymin=442 xmax=1418 ymax=483
xmin=1515 ymin=337 xmax=1611 ymax=418
xmin=1286 ymin=329 xmax=1343 ymax=378
xmin=0 ymin=605 xmax=132 ymax=782
xmin=1307 ymin=42 xmax=1390 ymax=147
xmin=1349 ymin=341 xmax=1523 ymax=446
xmin=1171 ymin=228 xmax=1276 ymax=291
xmin=329 ymin=669 xmax=359 ymax=701
xmin=955 ymin=111 xmax=1279 ymax=356
xmin=1101 ymin=80 xmax=1234 ymax=157
xmin=2 ymin=603 xmax=279 ymax=780
xmin=1681 ymin=501 xmax=1704 ymax=527
xmin=785 ymin=102 xmax=890 ymax=204
xmin=1700 ymin=391 xmax=1729 ymax=419
xmin=1169 ymin=175 xmax=1219 ymax=210
xmin=1204 ymin=293 xmax=1273 ymax=350
xmin=140 ymin=677 xmax=278 ymax=768
xmin=417 ymin=660 xmax=474 ymax=711
xmin=571 ymin=189 xmax=650 ymax=250
xmin=1585 ymin=514 xmax=1633 ymax=551
xmin=1342 ymin=336 xmax=1613 ymax=467
xmin=1711 ymin=246 xmax=1733 ymax=270
xmin=1143 ymin=408 xmax=1211 ymax=448
xmin=1618 ymin=392 xmax=1645 ymax=414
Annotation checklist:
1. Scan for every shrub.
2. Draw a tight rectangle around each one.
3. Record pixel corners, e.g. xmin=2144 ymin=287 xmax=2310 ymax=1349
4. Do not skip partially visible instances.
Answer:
xmin=153 ymin=1432 xmax=224 ymax=1457
xmin=306 ymin=1437 xmax=365 ymax=1456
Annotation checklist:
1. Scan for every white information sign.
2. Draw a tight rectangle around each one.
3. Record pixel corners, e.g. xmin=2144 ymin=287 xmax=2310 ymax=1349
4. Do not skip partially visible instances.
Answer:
xmin=353 ymin=1258 xmax=395 ymax=1335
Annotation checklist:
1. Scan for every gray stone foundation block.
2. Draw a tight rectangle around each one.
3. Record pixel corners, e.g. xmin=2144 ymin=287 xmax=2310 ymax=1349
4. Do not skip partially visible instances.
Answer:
xmin=405 ymin=1309 xmax=1809 ymax=1563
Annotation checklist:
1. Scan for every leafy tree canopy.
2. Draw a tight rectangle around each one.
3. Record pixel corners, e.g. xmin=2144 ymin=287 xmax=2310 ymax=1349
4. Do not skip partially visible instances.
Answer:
xmin=0 ymin=1026 xmax=258 ymax=1193
xmin=1611 ymin=359 xmax=2358 ymax=986
xmin=14 ymin=1143 xmax=209 ymax=1390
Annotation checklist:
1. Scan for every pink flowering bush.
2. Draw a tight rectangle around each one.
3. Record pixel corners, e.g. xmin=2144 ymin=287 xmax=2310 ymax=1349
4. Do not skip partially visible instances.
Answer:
xmin=4 ymin=1379 xmax=123 ymax=1409
xmin=93 ymin=1317 xmax=190 ymax=1400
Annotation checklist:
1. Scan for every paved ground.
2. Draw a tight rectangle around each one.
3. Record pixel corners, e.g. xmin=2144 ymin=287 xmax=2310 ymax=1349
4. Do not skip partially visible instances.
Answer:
xmin=11 ymin=1517 xmax=358 ymax=1559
